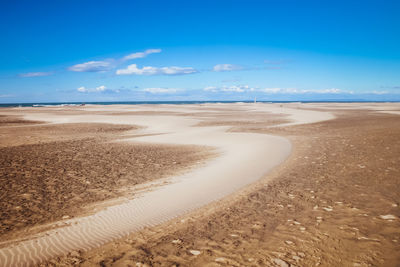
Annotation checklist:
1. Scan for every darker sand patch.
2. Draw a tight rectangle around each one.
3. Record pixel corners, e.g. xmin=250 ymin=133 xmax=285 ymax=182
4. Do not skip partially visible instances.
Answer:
xmin=0 ymin=114 xmax=43 ymax=127
xmin=193 ymin=111 xmax=290 ymax=130
xmin=0 ymin=121 xmax=137 ymax=147
xmin=0 ymin=121 xmax=214 ymax=241
xmin=62 ymin=111 xmax=400 ymax=266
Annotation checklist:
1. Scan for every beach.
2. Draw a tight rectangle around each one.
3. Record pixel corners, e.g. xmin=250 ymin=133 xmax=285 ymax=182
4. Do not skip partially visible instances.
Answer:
xmin=0 ymin=103 xmax=399 ymax=266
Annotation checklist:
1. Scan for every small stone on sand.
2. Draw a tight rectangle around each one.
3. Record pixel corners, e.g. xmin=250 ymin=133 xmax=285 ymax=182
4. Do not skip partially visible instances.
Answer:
xmin=273 ymin=258 xmax=289 ymax=267
xmin=297 ymin=252 xmax=305 ymax=258
xmin=215 ymin=257 xmax=227 ymax=263
xmin=189 ymin=250 xmax=201 ymax=256
xmin=379 ymin=214 xmax=397 ymax=220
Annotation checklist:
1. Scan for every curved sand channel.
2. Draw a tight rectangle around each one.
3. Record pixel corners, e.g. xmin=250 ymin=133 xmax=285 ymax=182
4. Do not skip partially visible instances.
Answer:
xmin=0 ymin=104 xmax=332 ymax=266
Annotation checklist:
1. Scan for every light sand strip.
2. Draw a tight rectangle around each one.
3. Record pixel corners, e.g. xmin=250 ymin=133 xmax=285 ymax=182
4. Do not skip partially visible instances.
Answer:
xmin=0 ymin=104 xmax=333 ymax=266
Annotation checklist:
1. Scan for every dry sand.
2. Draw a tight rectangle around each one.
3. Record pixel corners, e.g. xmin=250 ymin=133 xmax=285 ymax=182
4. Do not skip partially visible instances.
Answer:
xmin=0 ymin=103 xmax=399 ymax=266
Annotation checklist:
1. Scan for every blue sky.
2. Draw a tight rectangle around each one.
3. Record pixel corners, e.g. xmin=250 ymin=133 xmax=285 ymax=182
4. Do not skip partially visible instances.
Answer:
xmin=1 ymin=0 xmax=400 ymax=102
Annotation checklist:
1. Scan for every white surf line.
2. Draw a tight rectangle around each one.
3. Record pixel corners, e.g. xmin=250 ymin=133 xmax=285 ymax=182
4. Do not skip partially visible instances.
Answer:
xmin=0 ymin=104 xmax=333 ymax=267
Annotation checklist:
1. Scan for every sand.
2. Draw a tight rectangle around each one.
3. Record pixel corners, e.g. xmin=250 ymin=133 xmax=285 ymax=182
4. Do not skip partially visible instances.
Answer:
xmin=0 ymin=113 xmax=213 ymax=246
xmin=1 ymin=103 xmax=325 ymax=266
xmin=59 ymin=104 xmax=399 ymax=267
xmin=0 ymin=103 xmax=399 ymax=266
xmin=0 ymin=138 xmax=211 ymax=239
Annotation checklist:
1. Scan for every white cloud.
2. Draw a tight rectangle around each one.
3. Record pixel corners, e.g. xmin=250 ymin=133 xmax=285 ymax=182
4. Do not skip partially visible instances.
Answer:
xmin=371 ymin=90 xmax=388 ymax=95
xmin=116 ymin=64 xmax=158 ymax=75
xmin=68 ymin=61 xmax=112 ymax=72
xmin=221 ymin=85 xmax=248 ymax=92
xmin=67 ymin=49 xmax=161 ymax=73
xmin=204 ymin=85 xmax=252 ymax=93
xmin=95 ymin=85 xmax=106 ymax=92
xmin=77 ymin=85 xmax=108 ymax=93
xmin=203 ymin=86 xmax=218 ymax=92
xmin=122 ymin=49 xmax=161 ymax=61
xmin=160 ymin=66 xmax=197 ymax=75
xmin=77 ymin=86 xmax=87 ymax=92
xmin=213 ymin=64 xmax=242 ymax=72
xmin=260 ymin=88 xmax=282 ymax=93
xmin=143 ymin=88 xmax=180 ymax=94
xmin=299 ymin=88 xmax=345 ymax=94
xmin=202 ymin=86 xmax=351 ymax=95
xmin=116 ymin=64 xmax=197 ymax=75
xmin=19 ymin=72 xmax=52 ymax=77
xmin=259 ymin=88 xmax=297 ymax=94
xmin=316 ymin=88 xmax=342 ymax=94
xmin=259 ymin=88 xmax=348 ymax=94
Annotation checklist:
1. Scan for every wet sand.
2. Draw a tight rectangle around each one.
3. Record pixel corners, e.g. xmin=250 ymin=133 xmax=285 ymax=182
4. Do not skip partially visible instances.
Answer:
xmin=0 ymin=103 xmax=399 ymax=266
